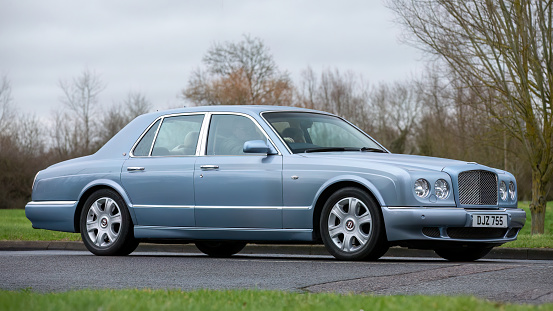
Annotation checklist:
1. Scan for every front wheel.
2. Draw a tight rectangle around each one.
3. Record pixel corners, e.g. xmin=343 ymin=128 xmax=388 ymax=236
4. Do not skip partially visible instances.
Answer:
xmin=320 ymin=187 xmax=388 ymax=261
xmin=195 ymin=241 xmax=247 ymax=257
xmin=434 ymin=246 xmax=493 ymax=261
xmin=80 ymin=189 xmax=139 ymax=256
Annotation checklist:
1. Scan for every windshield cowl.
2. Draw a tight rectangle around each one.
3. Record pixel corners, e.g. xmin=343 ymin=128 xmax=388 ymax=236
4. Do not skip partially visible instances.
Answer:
xmin=304 ymin=147 xmax=387 ymax=153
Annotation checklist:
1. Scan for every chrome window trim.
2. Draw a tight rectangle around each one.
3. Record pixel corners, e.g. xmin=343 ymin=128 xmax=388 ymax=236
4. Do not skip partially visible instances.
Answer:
xmin=129 ymin=112 xmax=206 ymax=158
xmin=201 ymin=111 xmax=281 ymax=156
xmin=259 ymin=110 xmax=389 ymax=155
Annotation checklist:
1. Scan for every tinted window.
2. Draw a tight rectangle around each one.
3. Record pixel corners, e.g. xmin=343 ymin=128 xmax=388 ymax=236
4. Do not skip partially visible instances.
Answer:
xmin=264 ymin=112 xmax=383 ymax=153
xmin=206 ymin=114 xmax=264 ymax=155
xmin=151 ymin=114 xmax=204 ymax=156
xmin=133 ymin=119 xmax=160 ymax=156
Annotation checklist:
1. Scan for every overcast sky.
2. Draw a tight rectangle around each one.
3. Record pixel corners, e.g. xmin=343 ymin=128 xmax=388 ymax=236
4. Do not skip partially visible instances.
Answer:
xmin=0 ymin=0 xmax=424 ymax=117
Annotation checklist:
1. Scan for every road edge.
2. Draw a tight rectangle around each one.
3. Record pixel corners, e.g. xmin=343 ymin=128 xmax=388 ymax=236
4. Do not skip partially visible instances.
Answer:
xmin=0 ymin=241 xmax=551 ymax=260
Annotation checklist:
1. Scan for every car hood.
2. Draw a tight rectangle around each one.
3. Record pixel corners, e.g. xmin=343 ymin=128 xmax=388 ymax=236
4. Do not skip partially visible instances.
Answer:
xmin=299 ymin=152 xmax=488 ymax=172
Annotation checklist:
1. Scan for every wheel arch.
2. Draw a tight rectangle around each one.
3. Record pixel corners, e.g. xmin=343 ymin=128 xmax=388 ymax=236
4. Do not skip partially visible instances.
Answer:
xmin=73 ymin=179 xmax=135 ymax=233
xmin=312 ymin=177 xmax=387 ymax=242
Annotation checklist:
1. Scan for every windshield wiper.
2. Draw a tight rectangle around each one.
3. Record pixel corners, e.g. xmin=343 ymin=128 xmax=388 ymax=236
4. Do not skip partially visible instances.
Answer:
xmin=360 ymin=147 xmax=387 ymax=153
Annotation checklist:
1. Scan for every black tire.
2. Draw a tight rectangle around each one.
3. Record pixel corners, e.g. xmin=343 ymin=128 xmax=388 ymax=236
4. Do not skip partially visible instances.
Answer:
xmin=320 ymin=187 xmax=388 ymax=261
xmin=434 ymin=246 xmax=493 ymax=261
xmin=80 ymin=189 xmax=139 ymax=256
xmin=195 ymin=241 xmax=247 ymax=257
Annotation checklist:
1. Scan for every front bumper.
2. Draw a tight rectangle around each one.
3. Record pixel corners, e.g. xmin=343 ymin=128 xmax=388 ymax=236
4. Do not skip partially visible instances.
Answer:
xmin=381 ymin=206 xmax=526 ymax=245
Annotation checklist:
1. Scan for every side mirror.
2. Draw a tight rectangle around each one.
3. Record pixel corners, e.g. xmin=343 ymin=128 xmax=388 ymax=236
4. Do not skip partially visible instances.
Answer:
xmin=243 ymin=140 xmax=277 ymax=155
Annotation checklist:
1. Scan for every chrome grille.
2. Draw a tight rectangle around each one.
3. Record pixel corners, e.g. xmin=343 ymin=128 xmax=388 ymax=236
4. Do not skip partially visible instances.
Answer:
xmin=458 ymin=170 xmax=497 ymax=205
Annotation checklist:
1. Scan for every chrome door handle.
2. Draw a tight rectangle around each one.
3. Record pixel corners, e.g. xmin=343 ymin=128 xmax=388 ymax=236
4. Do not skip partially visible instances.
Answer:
xmin=127 ymin=167 xmax=145 ymax=171
xmin=200 ymin=165 xmax=219 ymax=170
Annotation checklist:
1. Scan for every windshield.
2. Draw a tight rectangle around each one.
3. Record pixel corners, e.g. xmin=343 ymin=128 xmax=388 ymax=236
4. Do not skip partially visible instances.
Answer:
xmin=263 ymin=112 xmax=386 ymax=154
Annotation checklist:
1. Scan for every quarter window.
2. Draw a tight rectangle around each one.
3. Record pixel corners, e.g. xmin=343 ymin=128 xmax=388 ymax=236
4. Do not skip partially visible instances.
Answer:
xmin=133 ymin=119 xmax=160 ymax=156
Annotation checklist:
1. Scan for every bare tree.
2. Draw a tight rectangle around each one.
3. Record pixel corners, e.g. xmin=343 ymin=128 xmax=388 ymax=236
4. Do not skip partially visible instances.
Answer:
xmin=58 ymin=69 xmax=105 ymax=154
xmin=182 ymin=35 xmax=293 ymax=106
xmin=99 ymin=91 xmax=152 ymax=144
xmin=389 ymin=0 xmax=553 ymax=234
xmin=0 ymin=75 xmax=15 ymax=133
xmin=370 ymin=80 xmax=423 ymax=153
xmin=296 ymin=67 xmax=372 ymax=132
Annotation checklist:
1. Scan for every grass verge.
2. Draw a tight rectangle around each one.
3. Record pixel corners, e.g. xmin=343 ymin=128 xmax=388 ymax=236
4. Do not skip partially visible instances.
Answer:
xmin=0 ymin=209 xmax=80 ymax=241
xmin=501 ymin=202 xmax=553 ymax=248
xmin=1 ymin=202 xmax=551 ymax=248
xmin=1 ymin=289 xmax=552 ymax=311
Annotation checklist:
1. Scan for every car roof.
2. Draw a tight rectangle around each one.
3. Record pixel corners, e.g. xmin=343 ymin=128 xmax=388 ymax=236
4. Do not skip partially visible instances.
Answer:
xmin=142 ymin=105 xmax=330 ymax=119
xmin=94 ymin=105 xmax=333 ymax=158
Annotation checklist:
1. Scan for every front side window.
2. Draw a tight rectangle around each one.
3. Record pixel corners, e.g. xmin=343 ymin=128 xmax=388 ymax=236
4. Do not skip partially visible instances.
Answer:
xmin=264 ymin=112 xmax=384 ymax=154
xmin=206 ymin=114 xmax=265 ymax=155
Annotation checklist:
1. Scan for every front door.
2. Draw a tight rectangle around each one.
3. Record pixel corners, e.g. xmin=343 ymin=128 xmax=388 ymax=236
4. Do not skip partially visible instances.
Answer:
xmin=194 ymin=113 xmax=283 ymax=229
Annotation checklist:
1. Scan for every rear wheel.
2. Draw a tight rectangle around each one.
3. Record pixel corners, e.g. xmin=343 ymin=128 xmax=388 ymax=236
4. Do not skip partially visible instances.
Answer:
xmin=195 ymin=241 xmax=247 ymax=257
xmin=434 ymin=246 xmax=493 ymax=261
xmin=320 ymin=187 xmax=388 ymax=261
xmin=80 ymin=189 xmax=139 ymax=256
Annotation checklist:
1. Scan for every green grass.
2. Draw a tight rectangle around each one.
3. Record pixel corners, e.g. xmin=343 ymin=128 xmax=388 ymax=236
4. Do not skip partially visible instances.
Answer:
xmin=501 ymin=202 xmax=553 ymax=248
xmin=1 ymin=202 xmax=551 ymax=247
xmin=0 ymin=289 xmax=551 ymax=311
xmin=0 ymin=209 xmax=80 ymax=241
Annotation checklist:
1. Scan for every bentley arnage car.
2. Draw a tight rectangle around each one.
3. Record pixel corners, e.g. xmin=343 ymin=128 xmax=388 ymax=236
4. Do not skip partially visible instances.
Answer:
xmin=26 ymin=106 xmax=526 ymax=261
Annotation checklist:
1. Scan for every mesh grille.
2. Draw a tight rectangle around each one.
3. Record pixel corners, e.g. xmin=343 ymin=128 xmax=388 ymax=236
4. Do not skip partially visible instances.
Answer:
xmin=458 ymin=170 xmax=497 ymax=205
xmin=447 ymin=227 xmax=507 ymax=239
xmin=422 ymin=227 xmax=441 ymax=238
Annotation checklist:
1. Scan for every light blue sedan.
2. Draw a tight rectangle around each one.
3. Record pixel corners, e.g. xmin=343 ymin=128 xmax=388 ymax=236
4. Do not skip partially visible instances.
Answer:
xmin=25 ymin=106 xmax=526 ymax=261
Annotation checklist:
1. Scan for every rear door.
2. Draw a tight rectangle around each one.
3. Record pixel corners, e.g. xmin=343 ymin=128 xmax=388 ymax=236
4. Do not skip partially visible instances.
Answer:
xmin=121 ymin=113 xmax=204 ymax=227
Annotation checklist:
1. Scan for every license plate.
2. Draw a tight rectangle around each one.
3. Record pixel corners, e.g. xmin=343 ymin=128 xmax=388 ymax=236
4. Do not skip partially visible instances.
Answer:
xmin=472 ymin=214 xmax=508 ymax=228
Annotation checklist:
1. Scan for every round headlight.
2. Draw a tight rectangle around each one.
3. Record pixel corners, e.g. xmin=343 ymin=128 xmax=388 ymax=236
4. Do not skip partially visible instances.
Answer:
xmin=414 ymin=179 xmax=430 ymax=198
xmin=509 ymin=181 xmax=516 ymax=200
xmin=434 ymin=179 xmax=450 ymax=199
xmin=499 ymin=181 xmax=508 ymax=201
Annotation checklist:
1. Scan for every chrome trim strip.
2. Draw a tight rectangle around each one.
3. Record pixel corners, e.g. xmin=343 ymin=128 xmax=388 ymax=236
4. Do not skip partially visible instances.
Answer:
xmin=387 ymin=206 xmax=462 ymax=210
xmin=133 ymin=205 xmax=193 ymax=209
xmin=132 ymin=205 xmax=310 ymax=210
xmin=27 ymin=201 xmax=77 ymax=206
xmin=136 ymin=225 xmax=312 ymax=232
xmin=386 ymin=206 xmax=508 ymax=212
xmin=196 ymin=205 xmax=282 ymax=210
xmin=195 ymin=206 xmax=311 ymax=210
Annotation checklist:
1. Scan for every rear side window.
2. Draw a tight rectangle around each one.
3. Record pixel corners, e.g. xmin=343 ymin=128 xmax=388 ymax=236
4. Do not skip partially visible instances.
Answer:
xmin=133 ymin=119 xmax=160 ymax=156
xmin=151 ymin=114 xmax=204 ymax=156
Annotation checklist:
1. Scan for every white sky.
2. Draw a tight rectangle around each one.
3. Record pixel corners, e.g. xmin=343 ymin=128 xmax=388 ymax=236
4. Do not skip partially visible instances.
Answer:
xmin=0 ymin=0 xmax=424 ymax=117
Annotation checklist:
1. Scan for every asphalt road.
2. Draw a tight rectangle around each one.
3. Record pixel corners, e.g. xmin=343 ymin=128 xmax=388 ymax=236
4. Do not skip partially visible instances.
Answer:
xmin=1 ymin=250 xmax=552 ymax=304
